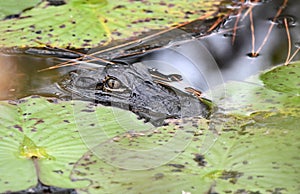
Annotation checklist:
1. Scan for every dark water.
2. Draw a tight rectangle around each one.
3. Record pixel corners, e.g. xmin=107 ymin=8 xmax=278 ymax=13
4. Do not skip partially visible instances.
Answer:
xmin=203 ymin=0 xmax=300 ymax=81
xmin=0 ymin=0 xmax=299 ymax=100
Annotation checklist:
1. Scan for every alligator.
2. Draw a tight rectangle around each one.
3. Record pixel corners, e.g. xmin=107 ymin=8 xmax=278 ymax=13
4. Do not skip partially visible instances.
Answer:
xmin=58 ymin=59 xmax=212 ymax=126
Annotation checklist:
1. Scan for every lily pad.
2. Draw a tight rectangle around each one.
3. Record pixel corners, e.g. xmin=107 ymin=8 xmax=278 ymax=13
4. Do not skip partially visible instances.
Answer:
xmin=260 ymin=62 xmax=300 ymax=95
xmin=210 ymin=61 xmax=300 ymax=116
xmin=0 ymin=95 xmax=156 ymax=193
xmin=70 ymin=112 xmax=300 ymax=193
xmin=0 ymin=0 xmax=222 ymax=48
xmin=0 ymin=0 xmax=40 ymax=20
xmin=0 ymin=96 xmax=91 ymax=193
xmin=211 ymin=81 xmax=300 ymax=116
xmin=71 ymin=100 xmax=154 ymax=150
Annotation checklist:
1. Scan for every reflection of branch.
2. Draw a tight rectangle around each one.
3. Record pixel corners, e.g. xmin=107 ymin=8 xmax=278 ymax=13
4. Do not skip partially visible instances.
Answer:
xmin=232 ymin=0 xmax=262 ymax=47
xmin=285 ymin=47 xmax=300 ymax=65
xmin=232 ymin=0 xmax=244 ymax=45
xmin=249 ymin=9 xmax=256 ymax=57
xmin=290 ymin=48 xmax=300 ymax=63
xmin=284 ymin=18 xmax=292 ymax=65
xmin=255 ymin=0 xmax=288 ymax=55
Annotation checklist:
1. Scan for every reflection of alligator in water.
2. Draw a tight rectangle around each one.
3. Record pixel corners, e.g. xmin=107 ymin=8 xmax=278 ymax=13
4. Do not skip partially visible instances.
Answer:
xmin=58 ymin=60 xmax=212 ymax=126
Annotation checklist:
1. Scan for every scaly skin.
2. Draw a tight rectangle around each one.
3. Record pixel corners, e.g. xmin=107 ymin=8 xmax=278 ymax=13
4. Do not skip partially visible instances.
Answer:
xmin=58 ymin=60 xmax=212 ymax=126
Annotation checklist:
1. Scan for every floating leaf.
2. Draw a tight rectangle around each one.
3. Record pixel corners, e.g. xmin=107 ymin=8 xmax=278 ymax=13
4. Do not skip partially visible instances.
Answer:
xmin=0 ymin=96 xmax=91 ymax=193
xmin=260 ymin=62 xmax=300 ymax=95
xmin=70 ymin=100 xmax=154 ymax=150
xmin=0 ymin=0 xmax=40 ymax=20
xmin=0 ymin=95 xmax=155 ymax=193
xmin=19 ymin=135 xmax=55 ymax=160
xmin=0 ymin=0 xmax=222 ymax=48
xmin=211 ymin=81 xmax=300 ymax=116
xmin=211 ymin=61 xmax=300 ymax=116
xmin=70 ymin=112 xmax=300 ymax=193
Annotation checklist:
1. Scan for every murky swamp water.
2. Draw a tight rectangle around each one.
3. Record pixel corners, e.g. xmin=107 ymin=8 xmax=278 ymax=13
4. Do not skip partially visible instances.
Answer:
xmin=0 ymin=0 xmax=299 ymax=101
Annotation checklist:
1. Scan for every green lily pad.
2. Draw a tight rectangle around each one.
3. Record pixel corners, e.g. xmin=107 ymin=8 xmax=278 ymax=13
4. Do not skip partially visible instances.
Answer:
xmin=211 ymin=81 xmax=300 ymax=116
xmin=0 ymin=95 xmax=156 ymax=193
xmin=70 ymin=112 xmax=300 ymax=193
xmin=210 ymin=61 xmax=300 ymax=116
xmin=0 ymin=0 xmax=40 ymax=20
xmin=0 ymin=96 xmax=91 ymax=193
xmin=260 ymin=62 xmax=300 ymax=95
xmin=70 ymin=100 xmax=154 ymax=151
xmin=0 ymin=0 xmax=222 ymax=48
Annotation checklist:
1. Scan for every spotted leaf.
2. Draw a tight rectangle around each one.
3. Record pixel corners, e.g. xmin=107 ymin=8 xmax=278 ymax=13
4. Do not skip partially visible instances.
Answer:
xmin=0 ymin=0 xmax=222 ymax=48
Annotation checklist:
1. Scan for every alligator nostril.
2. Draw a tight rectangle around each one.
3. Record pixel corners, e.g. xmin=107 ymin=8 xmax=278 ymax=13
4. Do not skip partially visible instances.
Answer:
xmin=95 ymin=82 xmax=103 ymax=90
xmin=144 ymin=81 xmax=153 ymax=85
xmin=131 ymin=93 xmax=135 ymax=97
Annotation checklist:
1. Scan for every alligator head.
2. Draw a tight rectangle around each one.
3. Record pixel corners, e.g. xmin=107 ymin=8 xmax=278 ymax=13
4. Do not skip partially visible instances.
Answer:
xmin=58 ymin=61 xmax=211 ymax=126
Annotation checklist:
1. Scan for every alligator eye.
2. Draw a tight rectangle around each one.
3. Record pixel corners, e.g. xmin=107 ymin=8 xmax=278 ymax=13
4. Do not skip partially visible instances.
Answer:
xmin=106 ymin=78 xmax=121 ymax=89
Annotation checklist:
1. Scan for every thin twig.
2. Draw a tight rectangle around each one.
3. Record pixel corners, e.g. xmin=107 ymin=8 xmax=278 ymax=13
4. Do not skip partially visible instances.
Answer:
xmin=80 ymin=12 xmax=216 ymax=60
xmin=38 ymin=12 xmax=218 ymax=72
xmin=284 ymin=17 xmax=292 ymax=65
xmin=285 ymin=48 xmax=300 ymax=65
xmin=255 ymin=0 xmax=288 ymax=54
xmin=241 ymin=0 xmax=260 ymax=20
xmin=37 ymin=57 xmax=107 ymax=72
xmin=232 ymin=4 xmax=244 ymax=44
xmin=249 ymin=9 xmax=257 ymax=56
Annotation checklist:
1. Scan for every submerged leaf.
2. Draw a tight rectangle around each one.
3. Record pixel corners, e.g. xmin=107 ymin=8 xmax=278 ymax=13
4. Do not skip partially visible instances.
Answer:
xmin=0 ymin=0 xmax=40 ymax=20
xmin=0 ymin=0 xmax=222 ymax=48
